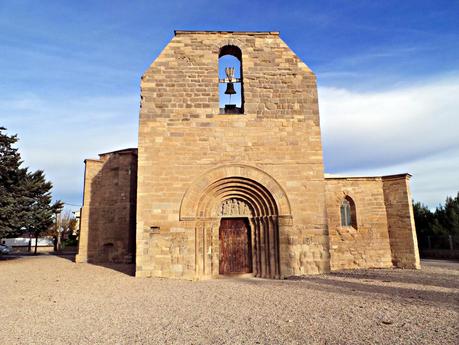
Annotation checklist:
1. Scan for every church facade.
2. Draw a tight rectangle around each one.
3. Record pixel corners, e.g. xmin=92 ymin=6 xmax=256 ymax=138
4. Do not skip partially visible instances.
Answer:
xmin=76 ymin=31 xmax=420 ymax=279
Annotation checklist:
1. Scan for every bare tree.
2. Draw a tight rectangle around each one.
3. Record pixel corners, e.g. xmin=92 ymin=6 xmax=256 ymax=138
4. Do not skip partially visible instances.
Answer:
xmin=46 ymin=210 xmax=77 ymax=251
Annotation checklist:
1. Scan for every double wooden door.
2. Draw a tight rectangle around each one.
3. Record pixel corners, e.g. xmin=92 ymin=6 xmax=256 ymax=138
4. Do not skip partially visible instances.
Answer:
xmin=219 ymin=218 xmax=252 ymax=274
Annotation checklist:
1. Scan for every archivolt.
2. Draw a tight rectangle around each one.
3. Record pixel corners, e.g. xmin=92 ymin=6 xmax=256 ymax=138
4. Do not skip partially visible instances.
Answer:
xmin=198 ymin=177 xmax=278 ymax=218
xmin=179 ymin=164 xmax=291 ymax=220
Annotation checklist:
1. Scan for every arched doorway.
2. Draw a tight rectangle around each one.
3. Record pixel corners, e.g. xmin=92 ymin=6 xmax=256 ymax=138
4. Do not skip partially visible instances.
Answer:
xmin=198 ymin=177 xmax=280 ymax=278
xmin=180 ymin=164 xmax=292 ymax=279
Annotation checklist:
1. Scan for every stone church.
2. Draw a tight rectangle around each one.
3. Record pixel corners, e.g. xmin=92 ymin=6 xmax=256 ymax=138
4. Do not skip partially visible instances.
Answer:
xmin=76 ymin=31 xmax=420 ymax=279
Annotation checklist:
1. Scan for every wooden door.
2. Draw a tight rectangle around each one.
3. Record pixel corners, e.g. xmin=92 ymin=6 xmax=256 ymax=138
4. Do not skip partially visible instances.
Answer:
xmin=219 ymin=218 xmax=252 ymax=274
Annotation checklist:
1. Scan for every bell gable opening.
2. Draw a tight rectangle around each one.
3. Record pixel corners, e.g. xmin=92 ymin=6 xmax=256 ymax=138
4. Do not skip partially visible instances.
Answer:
xmin=218 ymin=45 xmax=244 ymax=114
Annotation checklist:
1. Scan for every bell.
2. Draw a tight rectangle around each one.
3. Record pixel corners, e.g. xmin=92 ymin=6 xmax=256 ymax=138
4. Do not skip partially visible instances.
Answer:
xmin=224 ymin=82 xmax=236 ymax=95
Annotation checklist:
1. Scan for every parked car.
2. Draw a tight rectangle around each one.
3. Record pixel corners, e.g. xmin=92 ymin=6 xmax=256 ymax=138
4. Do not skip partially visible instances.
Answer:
xmin=0 ymin=243 xmax=11 ymax=255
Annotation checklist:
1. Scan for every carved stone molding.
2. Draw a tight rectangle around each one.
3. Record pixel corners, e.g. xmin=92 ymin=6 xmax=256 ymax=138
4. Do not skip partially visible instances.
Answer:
xmin=219 ymin=198 xmax=252 ymax=217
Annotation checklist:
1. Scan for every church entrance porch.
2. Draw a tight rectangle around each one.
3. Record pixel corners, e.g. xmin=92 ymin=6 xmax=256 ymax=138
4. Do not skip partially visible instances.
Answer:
xmin=219 ymin=218 xmax=252 ymax=274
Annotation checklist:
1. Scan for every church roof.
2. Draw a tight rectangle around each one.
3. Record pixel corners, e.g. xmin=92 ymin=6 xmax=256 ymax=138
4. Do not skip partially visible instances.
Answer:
xmin=324 ymin=173 xmax=412 ymax=180
xmin=98 ymin=148 xmax=138 ymax=156
xmin=174 ymin=30 xmax=280 ymax=36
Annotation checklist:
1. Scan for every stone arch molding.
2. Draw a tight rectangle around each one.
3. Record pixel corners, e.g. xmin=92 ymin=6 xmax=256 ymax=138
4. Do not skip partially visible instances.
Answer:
xmin=211 ymin=38 xmax=248 ymax=56
xmin=179 ymin=164 xmax=292 ymax=220
xmin=181 ymin=164 xmax=291 ymax=279
xmin=334 ymin=190 xmax=358 ymax=205
xmin=335 ymin=190 xmax=359 ymax=230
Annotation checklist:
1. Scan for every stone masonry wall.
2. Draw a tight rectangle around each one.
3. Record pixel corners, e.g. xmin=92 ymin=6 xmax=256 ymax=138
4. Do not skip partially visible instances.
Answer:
xmin=382 ymin=175 xmax=421 ymax=269
xmin=325 ymin=177 xmax=393 ymax=270
xmin=76 ymin=149 xmax=137 ymax=264
xmin=136 ymin=31 xmax=330 ymax=279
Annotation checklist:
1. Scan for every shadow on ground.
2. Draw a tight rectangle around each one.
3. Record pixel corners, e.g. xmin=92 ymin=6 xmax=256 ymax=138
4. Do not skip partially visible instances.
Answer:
xmin=292 ymin=275 xmax=458 ymax=311
xmin=231 ymin=261 xmax=459 ymax=312
xmin=0 ymin=255 xmax=22 ymax=261
xmin=52 ymin=252 xmax=76 ymax=263
xmin=92 ymin=262 xmax=136 ymax=276
xmin=0 ymin=252 xmax=49 ymax=261
xmin=326 ymin=267 xmax=459 ymax=290
xmin=50 ymin=251 xmax=136 ymax=276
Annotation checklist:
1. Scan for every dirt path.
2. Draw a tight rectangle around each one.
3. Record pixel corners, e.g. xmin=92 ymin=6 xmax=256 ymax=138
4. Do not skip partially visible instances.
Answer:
xmin=1 ymin=255 xmax=458 ymax=344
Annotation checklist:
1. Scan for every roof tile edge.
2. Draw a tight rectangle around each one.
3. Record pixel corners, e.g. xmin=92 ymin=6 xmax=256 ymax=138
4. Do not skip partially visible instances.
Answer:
xmin=174 ymin=30 xmax=280 ymax=36
xmin=324 ymin=173 xmax=412 ymax=180
xmin=98 ymin=148 xmax=138 ymax=157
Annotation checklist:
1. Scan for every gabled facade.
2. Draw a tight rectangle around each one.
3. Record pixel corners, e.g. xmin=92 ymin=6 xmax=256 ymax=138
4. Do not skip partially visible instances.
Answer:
xmin=76 ymin=31 xmax=420 ymax=279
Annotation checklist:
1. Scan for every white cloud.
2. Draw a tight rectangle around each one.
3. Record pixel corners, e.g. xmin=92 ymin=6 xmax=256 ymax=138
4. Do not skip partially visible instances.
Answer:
xmin=1 ymin=74 xmax=458 ymax=211
xmin=319 ymin=74 xmax=459 ymax=207
xmin=331 ymin=147 xmax=459 ymax=209
xmin=1 ymin=93 xmax=139 ymax=209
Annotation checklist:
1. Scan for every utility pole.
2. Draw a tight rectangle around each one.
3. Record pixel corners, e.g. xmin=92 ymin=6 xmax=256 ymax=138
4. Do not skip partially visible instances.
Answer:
xmin=54 ymin=211 xmax=58 ymax=251
xmin=56 ymin=211 xmax=62 ymax=251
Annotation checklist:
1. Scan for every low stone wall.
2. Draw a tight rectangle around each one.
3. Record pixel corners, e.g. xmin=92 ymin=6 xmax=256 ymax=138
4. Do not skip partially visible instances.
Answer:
xmin=11 ymin=246 xmax=54 ymax=253
xmin=325 ymin=177 xmax=393 ymax=270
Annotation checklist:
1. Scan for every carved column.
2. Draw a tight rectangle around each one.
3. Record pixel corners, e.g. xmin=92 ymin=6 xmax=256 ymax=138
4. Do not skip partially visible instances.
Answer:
xmin=249 ymin=217 xmax=258 ymax=277
xmin=258 ymin=217 xmax=266 ymax=278
xmin=269 ymin=216 xmax=275 ymax=279
xmin=265 ymin=217 xmax=273 ymax=278
xmin=194 ymin=221 xmax=201 ymax=278
xmin=202 ymin=222 xmax=206 ymax=276
xmin=211 ymin=219 xmax=219 ymax=277
xmin=268 ymin=216 xmax=277 ymax=279
xmin=271 ymin=216 xmax=280 ymax=279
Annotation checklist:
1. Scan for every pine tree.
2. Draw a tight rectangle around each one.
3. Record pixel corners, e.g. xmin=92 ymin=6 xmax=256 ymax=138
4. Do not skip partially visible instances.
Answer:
xmin=413 ymin=202 xmax=435 ymax=248
xmin=22 ymin=170 xmax=63 ymax=253
xmin=414 ymin=192 xmax=459 ymax=250
xmin=0 ymin=127 xmax=62 ymax=248
xmin=440 ymin=193 xmax=459 ymax=236
xmin=0 ymin=127 xmax=28 ymax=238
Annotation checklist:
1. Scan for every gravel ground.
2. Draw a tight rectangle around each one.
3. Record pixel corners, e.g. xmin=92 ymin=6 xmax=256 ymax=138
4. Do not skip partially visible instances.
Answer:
xmin=1 ymin=255 xmax=458 ymax=345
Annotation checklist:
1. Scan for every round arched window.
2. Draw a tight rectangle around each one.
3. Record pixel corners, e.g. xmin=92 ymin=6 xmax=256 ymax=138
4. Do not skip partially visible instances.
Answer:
xmin=340 ymin=196 xmax=357 ymax=228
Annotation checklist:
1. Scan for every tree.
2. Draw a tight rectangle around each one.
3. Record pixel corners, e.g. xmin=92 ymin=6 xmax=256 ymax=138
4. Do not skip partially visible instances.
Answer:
xmin=45 ymin=210 xmax=77 ymax=250
xmin=22 ymin=170 xmax=63 ymax=254
xmin=413 ymin=202 xmax=435 ymax=248
xmin=0 ymin=127 xmax=28 ymax=238
xmin=0 ymin=127 xmax=62 ymax=252
xmin=436 ymin=193 xmax=459 ymax=236
xmin=414 ymin=192 xmax=459 ymax=250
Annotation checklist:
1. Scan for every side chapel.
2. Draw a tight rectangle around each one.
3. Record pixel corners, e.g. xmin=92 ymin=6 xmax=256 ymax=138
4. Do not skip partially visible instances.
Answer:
xmin=76 ymin=31 xmax=420 ymax=279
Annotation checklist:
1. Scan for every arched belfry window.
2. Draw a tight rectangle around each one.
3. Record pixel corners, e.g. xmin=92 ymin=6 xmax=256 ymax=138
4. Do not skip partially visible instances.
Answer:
xmin=340 ymin=196 xmax=357 ymax=228
xmin=219 ymin=45 xmax=243 ymax=114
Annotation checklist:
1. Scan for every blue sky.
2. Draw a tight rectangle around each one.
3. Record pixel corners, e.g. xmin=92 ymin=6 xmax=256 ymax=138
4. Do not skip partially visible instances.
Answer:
xmin=1 ymin=0 xmax=458 ymax=210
